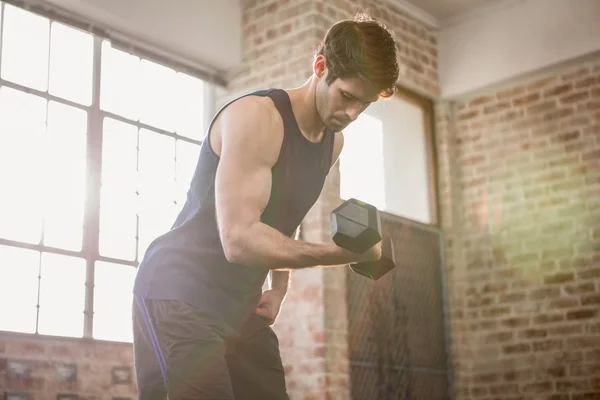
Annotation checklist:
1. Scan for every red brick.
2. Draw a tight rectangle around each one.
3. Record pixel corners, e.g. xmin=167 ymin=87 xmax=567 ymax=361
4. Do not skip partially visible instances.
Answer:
xmin=535 ymin=313 xmax=565 ymax=325
xmin=552 ymin=130 xmax=580 ymax=143
xmin=548 ymin=297 xmax=580 ymax=309
xmin=7 ymin=340 xmax=46 ymax=356
xmin=543 ymin=272 xmax=575 ymax=284
xmin=543 ymin=108 xmax=575 ymax=122
xmin=485 ymin=331 xmax=514 ymax=344
xmin=499 ymin=292 xmax=527 ymax=304
xmin=519 ymin=328 xmax=548 ymax=339
xmin=503 ymin=343 xmax=532 ymax=355
xmin=562 ymin=67 xmax=590 ymax=80
xmin=583 ymin=149 xmax=600 ymax=161
xmin=473 ymin=372 xmax=502 ymax=384
xmin=582 ymin=294 xmax=600 ymax=305
xmin=544 ymin=83 xmax=573 ymax=97
xmin=483 ymin=101 xmax=511 ymax=114
xmin=566 ymin=336 xmax=600 ymax=349
xmin=557 ymin=378 xmax=590 ymax=392
xmin=544 ymin=365 xmax=567 ymax=378
xmin=549 ymin=324 xmax=584 ymax=336
xmin=501 ymin=317 xmax=530 ymax=328
xmin=533 ymin=338 xmax=563 ymax=352
xmin=504 ymin=369 xmax=533 ymax=382
xmin=469 ymin=95 xmax=495 ymax=107
xmin=528 ymin=76 xmax=559 ymax=91
xmin=514 ymin=92 xmax=541 ymax=106
xmin=470 ymin=386 xmax=488 ymax=396
xmin=548 ymin=395 xmax=570 ymax=400
xmin=523 ymin=380 xmax=553 ymax=394
xmin=569 ymin=363 xmax=600 ymax=377
xmin=561 ymin=91 xmax=590 ymax=104
xmin=575 ymin=76 xmax=598 ymax=89
xmin=572 ymin=393 xmax=600 ymax=400
xmin=530 ymin=287 xmax=561 ymax=300
xmin=567 ymin=309 xmax=598 ymax=320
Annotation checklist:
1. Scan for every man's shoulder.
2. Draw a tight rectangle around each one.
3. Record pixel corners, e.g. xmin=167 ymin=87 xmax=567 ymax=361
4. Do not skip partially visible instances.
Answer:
xmin=224 ymin=92 xmax=282 ymax=131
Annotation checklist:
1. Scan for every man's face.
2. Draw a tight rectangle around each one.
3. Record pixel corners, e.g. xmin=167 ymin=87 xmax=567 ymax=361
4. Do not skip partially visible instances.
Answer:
xmin=315 ymin=72 xmax=381 ymax=133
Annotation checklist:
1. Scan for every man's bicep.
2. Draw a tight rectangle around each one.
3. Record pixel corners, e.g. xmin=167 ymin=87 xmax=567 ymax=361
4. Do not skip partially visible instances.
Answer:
xmin=214 ymin=99 xmax=282 ymax=245
xmin=215 ymin=151 xmax=271 ymax=234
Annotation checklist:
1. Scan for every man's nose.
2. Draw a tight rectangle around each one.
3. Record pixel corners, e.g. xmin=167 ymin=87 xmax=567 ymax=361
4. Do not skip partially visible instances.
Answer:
xmin=345 ymin=104 xmax=362 ymax=122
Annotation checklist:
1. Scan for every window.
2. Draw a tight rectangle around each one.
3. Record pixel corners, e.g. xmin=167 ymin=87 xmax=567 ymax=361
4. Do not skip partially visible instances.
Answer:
xmin=0 ymin=2 xmax=209 ymax=342
xmin=339 ymin=88 xmax=437 ymax=225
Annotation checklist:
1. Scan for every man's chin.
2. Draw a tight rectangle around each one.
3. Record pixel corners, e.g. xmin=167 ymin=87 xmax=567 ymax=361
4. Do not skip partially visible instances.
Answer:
xmin=327 ymin=121 xmax=345 ymax=132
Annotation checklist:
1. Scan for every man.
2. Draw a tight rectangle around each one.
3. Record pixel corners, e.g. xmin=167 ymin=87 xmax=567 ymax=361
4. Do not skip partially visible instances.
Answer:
xmin=132 ymin=13 xmax=400 ymax=400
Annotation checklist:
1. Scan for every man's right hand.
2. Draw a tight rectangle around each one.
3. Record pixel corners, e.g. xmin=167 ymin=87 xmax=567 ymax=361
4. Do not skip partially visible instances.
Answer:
xmin=356 ymin=241 xmax=382 ymax=263
xmin=334 ymin=241 xmax=382 ymax=264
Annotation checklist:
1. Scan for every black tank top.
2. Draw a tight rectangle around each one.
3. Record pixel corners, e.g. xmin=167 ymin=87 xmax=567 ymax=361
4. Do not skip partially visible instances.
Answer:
xmin=133 ymin=88 xmax=335 ymax=330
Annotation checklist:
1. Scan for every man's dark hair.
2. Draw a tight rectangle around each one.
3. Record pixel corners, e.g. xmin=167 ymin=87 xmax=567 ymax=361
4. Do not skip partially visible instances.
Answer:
xmin=316 ymin=13 xmax=399 ymax=98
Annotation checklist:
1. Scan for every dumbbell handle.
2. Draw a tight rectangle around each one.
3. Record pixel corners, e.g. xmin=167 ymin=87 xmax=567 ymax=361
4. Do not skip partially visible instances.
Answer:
xmin=349 ymin=236 xmax=396 ymax=280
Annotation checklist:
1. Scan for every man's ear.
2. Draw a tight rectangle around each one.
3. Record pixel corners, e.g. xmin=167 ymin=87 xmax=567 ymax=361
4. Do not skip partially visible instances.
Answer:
xmin=313 ymin=54 xmax=327 ymax=79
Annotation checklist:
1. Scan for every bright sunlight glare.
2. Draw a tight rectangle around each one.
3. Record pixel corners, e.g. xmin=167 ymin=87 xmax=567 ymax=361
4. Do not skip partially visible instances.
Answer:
xmin=340 ymin=112 xmax=386 ymax=211
xmin=0 ymin=5 xmax=202 ymax=342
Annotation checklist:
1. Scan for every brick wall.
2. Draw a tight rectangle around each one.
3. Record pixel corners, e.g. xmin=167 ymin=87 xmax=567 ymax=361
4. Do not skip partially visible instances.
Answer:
xmin=437 ymin=56 xmax=600 ymax=399
xmin=229 ymin=0 xmax=438 ymax=398
xmin=0 ymin=332 xmax=136 ymax=399
xmin=229 ymin=0 xmax=439 ymax=98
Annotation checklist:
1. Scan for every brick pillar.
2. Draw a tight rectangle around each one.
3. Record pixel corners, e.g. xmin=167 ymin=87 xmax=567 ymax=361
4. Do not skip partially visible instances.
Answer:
xmin=228 ymin=1 xmax=439 ymax=398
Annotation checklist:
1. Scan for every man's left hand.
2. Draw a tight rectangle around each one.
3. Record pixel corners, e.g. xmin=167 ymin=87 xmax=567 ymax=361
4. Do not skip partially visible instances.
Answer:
xmin=255 ymin=289 xmax=285 ymax=325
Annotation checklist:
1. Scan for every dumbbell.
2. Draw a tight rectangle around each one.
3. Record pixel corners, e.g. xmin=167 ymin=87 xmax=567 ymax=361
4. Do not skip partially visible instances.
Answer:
xmin=330 ymin=198 xmax=396 ymax=280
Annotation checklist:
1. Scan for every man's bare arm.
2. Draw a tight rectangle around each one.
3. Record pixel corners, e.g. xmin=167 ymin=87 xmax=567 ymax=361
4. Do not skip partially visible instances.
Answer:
xmin=269 ymin=228 xmax=298 ymax=295
xmin=215 ymin=98 xmax=377 ymax=270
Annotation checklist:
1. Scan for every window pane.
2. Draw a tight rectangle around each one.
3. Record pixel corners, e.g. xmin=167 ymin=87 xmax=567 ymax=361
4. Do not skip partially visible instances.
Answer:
xmin=339 ymin=113 xmax=386 ymax=210
xmin=138 ymin=129 xmax=176 ymax=197
xmin=38 ymin=253 xmax=86 ymax=338
xmin=139 ymin=59 xmax=177 ymax=132
xmin=99 ymin=187 xmax=137 ymax=261
xmin=175 ymin=140 xmax=200 ymax=204
xmin=0 ymin=246 xmax=40 ymax=334
xmin=137 ymin=129 xmax=177 ymax=257
xmin=93 ymin=262 xmax=136 ymax=342
xmin=100 ymin=41 xmax=140 ymax=120
xmin=137 ymin=128 xmax=177 ymax=256
xmin=99 ymin=118 xmax=138 ymax=260
xmin=175 ymin=73 xmax=205 ymax=140
xmin=49 ymin=21 xmax=93 ymax=105
xmin=43 ymin=102 xmax=87 ymax=250
xmin=0 ymin=87 xmax=47 ymax=243
xmin=101 ymin=118 xmax=138 ymax=190
xmin=1 ymin=4 xmax=50 ymax=91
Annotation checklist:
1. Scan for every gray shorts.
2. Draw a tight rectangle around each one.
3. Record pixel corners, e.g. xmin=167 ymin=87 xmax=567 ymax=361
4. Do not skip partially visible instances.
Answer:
xmin=132 ymin=297 xmax=288 ymax=400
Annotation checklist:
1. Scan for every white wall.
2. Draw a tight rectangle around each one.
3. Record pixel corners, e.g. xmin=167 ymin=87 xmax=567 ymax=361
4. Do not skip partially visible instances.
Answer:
xmin=39 ymin=0 xmax=242 ymax=75
xmin=439 ymin=0 xmax=600 ymax=98
xmin=340 ymin=96 xmax=432 ymax=225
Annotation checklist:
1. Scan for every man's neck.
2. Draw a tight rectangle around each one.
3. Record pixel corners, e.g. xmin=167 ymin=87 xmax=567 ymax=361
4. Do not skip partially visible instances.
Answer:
xmin=285 ymin=77 xmax=326 ymax=143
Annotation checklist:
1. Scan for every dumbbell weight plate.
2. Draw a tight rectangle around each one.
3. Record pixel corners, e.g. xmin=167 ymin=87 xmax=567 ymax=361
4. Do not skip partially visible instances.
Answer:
xmin=330 ymin=198 xmax=382 ymax=254
xmin=349 ymin=236 xmax=396 ymax=280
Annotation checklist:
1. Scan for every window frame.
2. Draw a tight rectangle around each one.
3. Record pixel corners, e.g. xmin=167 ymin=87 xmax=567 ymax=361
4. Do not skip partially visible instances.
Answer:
xmin=0 ymin=1 xmax=218 ymax=342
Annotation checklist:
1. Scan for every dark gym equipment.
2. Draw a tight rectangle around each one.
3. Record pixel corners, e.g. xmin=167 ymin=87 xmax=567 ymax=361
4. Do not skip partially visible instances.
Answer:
xmin=330 ymin=198 xmax=397 ymax=280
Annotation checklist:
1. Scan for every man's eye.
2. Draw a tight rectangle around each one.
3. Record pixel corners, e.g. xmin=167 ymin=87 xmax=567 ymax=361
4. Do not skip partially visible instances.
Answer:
xmin=342 ymin=92 xmax=351 ymax=99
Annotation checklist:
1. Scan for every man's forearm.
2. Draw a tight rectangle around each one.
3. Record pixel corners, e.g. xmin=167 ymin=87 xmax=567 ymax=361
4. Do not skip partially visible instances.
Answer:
xmin=226 ymin=221 xmax=365 ymax=270
xmin=270 ymin=270 xmax=290 ymax=296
